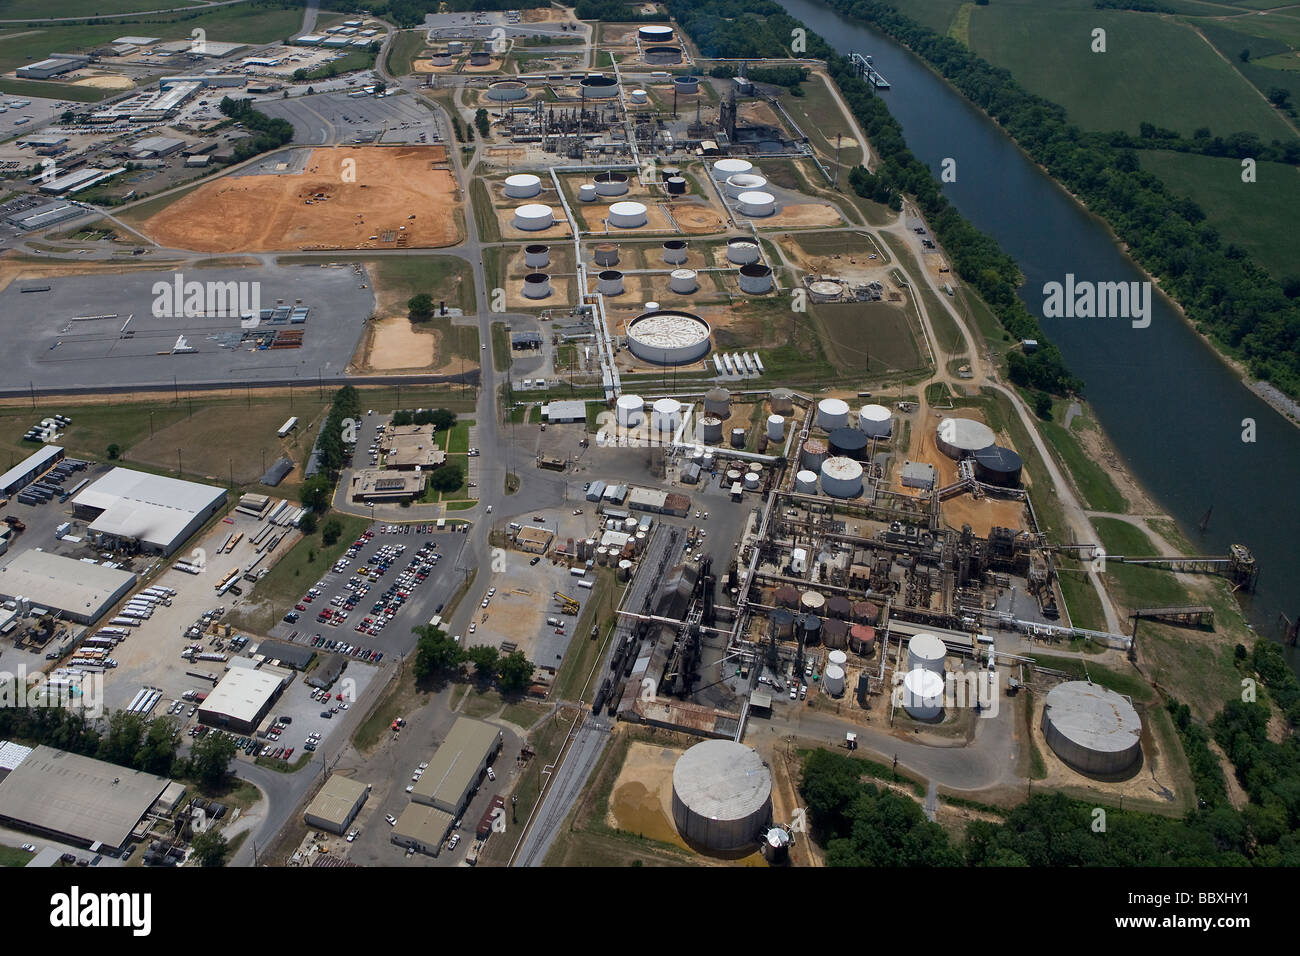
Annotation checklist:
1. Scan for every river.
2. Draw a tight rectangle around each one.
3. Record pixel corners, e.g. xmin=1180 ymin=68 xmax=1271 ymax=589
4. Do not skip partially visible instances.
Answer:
xmin=780 ymin=0 xmax=1298 ymax=641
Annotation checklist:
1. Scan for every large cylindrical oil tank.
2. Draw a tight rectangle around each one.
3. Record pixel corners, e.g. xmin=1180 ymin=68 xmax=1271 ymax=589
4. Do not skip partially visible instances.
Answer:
xmin=628 ymin=88 xmax=649 ymax=104
xmin=849 ymin=624 xmax=876 ymax=655
xmin=447 ymin=40 xmax=464 ymax=54
xmin=797 ymin=613 xmax=821 ymax=646
xmin=615 ymin=394 xmax=644 ymax=427
xmin=699 ymin=416 xmax=723 ymax=443
xmin=828 ymin=649 xmax=848 ymax=668
xmin=704 ymin=387 xmax=730 ymax=417
xmin=596 ymin=269 xmax=625 ymax=295
xmin=817 ymin=398 xmax=850 ymax=430
xmin=1042 ymin=681 xmax=1143 ymax=776
xmin=469 ymin=51 xmax=491 ymax=66
xmin=488 ymin=79 xmax=529 ymax=102
xmin=726 ymin=238 xmax=760 ymax=264
xmin=903 ymin=668 xmax=945 ymax=720
xmin=766 ymin=415 xmax=784 ymax=441
xmin=859 ymin=403 xmax=892 ymax=438
xmin=738 ymin=263 xmax=773 ymax=294
xmin=504 ymin=173 xmax=541 ymax=198
xmin=822 ymin=619 xmax=848 ymax=650
xmin=522 ymin=272 xmax=552 ymax=299
xmin=672 ymin=740 xmax=772 ymax=851
xmin=906 ymin=632 xmax=947 ymax=675
xmin=820 ymin=456 xmax=864 ymax=498
xmin=737 ymin=190 xmax=775 ymax=218
xmin=770 ymin=608 xmax=795 ymax=639
xmin=643 ymin=45 xmax=683 ymax=65
xmin=580 ymin=73 xmax=620 ymax=98
xmin=666 ymin=175 xmax=687 ymax=194
xmin=607 ymin=201 xmax=648 ymax=228
xmin=428 ymin=52 xmax=453 ymax=66
xmin=937 ymin=417 xmax=997 ymax=460
xmin=651 ymin=397 xmax=682 ymax=434
xmin=795 ymin=469 xmax=819 ymax=494
xmin=826 ymin=596 xmax=852 ymax=621
xmin=523 ymin=243 xmax=549 ymax=268
xmin=800 ymin=439 xmax=828 ymax=471
xmin=800 ymin=591 xmax=825 ymax=616
xmin=853 ymin=601 xmax=880 ymax=624
xmin=774 ymin=586 xmax=800 ymax=608
xmin=593 ymin=242 xmax=619 ymax=266
xmin=672 ymin=74 xmax=700 ymax=94
xmin=669 ymin=269 xmax=698 ymax=294
xmin=513 ymin=203 xmax=554 ymax=231
xmin=973 ymin=445 xmax=1023 ymax=487
xmin=824 ymin=663 xmax=846 ymax=696
xmin=730 ymin=427 xmax=746 ymax=448
xmin=743 ymin=472 xmax=759 ymax=491
xmin=579 ymin=183 xmax=598 ymax=203
xmin=769 ymin=388 xmax=794 ymax=414
xmin=725 ymin=173 xmax=767 ymax=198
xmin=712 ymin=158 xmax=753 ymax=181
xmin=662 ymin=239 xmax=688 ymax=264
xmin=828 ymin=427 xmax=869 ymax=461
xmin=638 ymin=24 xmax=674 ymax=42
xmin=625 ymin=309 xmax=713 ymax=365
xmin=594 ymin=170 xmax=629 ymax=197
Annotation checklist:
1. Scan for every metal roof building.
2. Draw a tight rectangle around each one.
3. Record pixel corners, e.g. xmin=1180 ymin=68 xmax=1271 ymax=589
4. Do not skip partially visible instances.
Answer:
xmin=197 ymin=668 xmax=285 ymax=734
xmin=542 ymin=400 xmax=586 ymax=423
xmin=0 ymin=445 xmax=63 ymax=496
xmin=303 ymin=774 xmax=369 ymax=834
xmin=410 ymin=717 xmax=502 ymax=816
xmin=0 ymin=746 xmax=170 ymax=850
xmin=73 ymin=468 xmax=227 ymax=555
xmin=391 ymin=802 xmax=454 ymax=856
xmin=0 ymin=551 xmax=136 ymax=625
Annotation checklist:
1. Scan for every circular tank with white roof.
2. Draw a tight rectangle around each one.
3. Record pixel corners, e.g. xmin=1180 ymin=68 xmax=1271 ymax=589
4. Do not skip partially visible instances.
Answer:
xmin=903 ymin=668 xmax=945 ymax=720
xmin=1043 ymin=681 xmax=1143 ymax=776
xmin=824 ymin=663 xmax=846 ymax=697
xmin=615 ymin=394 xmax=644 ymax=427
xmin=639 ymin=24 xmax=674 ymax=42
xmin=817 ymin=398 xmax=850 ymax=430
xmin=626 ymin=309 xmax=712 ymax=365
xmin=652 ymin=397 xmax=682 ymax=434
xmin=513 ymin=203 xmax=554 ymax=231
xmin=504 ymin=173 xmax=541 ymax=198
xmin=766 ymin=415 xmax=784 ymax=441
xmin=795 ymin=469 xmax=819 ymax=494
xmin=608 ymin=200 xmax=648 ymax=228
xmin=828 ymin=649 xmax=848 ymax=668
xmin=669 ymin=269 xmax=698 ymax=294
xmin=713 ymin=158 xmax=753 ymax=181
xmin=820 ymin=456 xmax=864 ymax=498
xmin=937 ymin=417 xmax=997 ymax=460
xmin=672 ymin=740 xmax=772 ymax=851
xmin=907 ymin=632 xmax=947 ymax=675
xmin=859 ymin=403 xmax=892 ymax=438
xmin=726 ymin=238 xmax=760 ymax=264
xmin=737 ymin=190 xmax=776 ymax=218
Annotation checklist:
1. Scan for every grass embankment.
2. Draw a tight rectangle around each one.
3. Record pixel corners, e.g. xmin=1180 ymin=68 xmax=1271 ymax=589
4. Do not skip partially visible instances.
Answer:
xmin=552 ymin=568 xmax=622 ymax=702
xmin=386 ymin=29 xmax=429 ymax=76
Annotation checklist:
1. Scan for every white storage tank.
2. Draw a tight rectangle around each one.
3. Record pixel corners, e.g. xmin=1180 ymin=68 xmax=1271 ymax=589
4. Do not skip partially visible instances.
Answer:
xmin=671 ymin=740 xmax=772 ymax=851
xmin=743 ymin=472 xmax=760 ymax=491
xmin=800 ymin=591 xmax=825 ymax=615
xmin=617 ymin=559 xmax=634 ymax=580
xmin=594 ymin=170 xmax=630 ymax=196
xmin=669 ymin=269 xmax=698 ymax=294
xmin=795 ymin=469 xmax=819 ymax=494
xmin=907 ymin=632 xmax=947 ymax=675
xmin=513 ymin=203 xmax=554 ymax=231
xmin=937 ymin=417 xmax=997 ymax=460
xmin=699 ymin=417 xmax=723 ymax=443
xmin=616 ymin=394 xmax=644 ymax=427
xmin=827 ymin=649 xmax=848 ymax=668
xmin=766 ymin=414 xmax=784 ymax=441
xmin=1043 ymin=681 xmax=1143 ymax=776
xmin=608 ymin=200 xmax=648 ymax=228
xmin=817 ymin=398 xmax=850 ymax=430
xmin=523 ymin=243 xmax=550 ymax=268
xmin=596 ymin=270 xmax=625 ymax=295
xmin=522 ymin=272 xmax=552 ymax=299
xmin=628 ymin=88 xmax=649 ymax=104
xmin=579 ymin=183 xmax=598 ymax=202
xmin=652 ymin=397 xmax=682 ymax=433
xmin=726 ymin=238 xmax=760 ymax=264
xmin=824 ymin=663 xmax=846 ymax=697
xmin=626 ymin=309 xmax=711 ymax=365
xmin=638 ymin=24 xmax=674 ymax=43
xmin=504 ymin=173 xmax=542 ymax=198
xmin=737 ymin=190 xmax=776 ymax=218
xmin=712 ymin=158 xmax=753 ymax=181
xmin=902 ymin=668 xmax=945 ymax=720
xmin=738 ymin=263 xmax=772 ymax=294
xmin=859 ymin=403 xmax=892 ymax=438
xmin=820 ymin=456 xmax=864 ymax=498
xmin=725 ymin=173 xmax=767 ymax=198
xmin=662 ymin=240 xmax=688 ymax=264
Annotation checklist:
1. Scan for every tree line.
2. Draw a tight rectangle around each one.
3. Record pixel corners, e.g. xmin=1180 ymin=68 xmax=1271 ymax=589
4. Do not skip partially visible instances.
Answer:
xmin=411 ymin=623 xmax=535 ymax=693
xmin=216 ymin=97 xmax=295 ymax=164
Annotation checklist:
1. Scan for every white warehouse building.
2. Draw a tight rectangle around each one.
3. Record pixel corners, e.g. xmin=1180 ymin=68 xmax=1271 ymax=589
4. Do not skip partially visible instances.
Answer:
xmin=73 ymin=468 xmax=227 ymax=555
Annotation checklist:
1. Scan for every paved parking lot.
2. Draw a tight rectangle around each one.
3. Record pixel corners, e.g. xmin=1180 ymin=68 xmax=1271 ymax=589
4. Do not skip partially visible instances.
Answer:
xmin=258 ymin=90 xmax=444 ymax=146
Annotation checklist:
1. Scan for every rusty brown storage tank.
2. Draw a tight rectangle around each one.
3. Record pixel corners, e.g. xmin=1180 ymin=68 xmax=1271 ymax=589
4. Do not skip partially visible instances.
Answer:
xmin=849 ymin=624 xmax=876 ymax=655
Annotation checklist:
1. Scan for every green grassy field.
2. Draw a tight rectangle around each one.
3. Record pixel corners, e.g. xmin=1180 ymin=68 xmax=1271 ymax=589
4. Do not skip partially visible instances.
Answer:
xmin=299 ymin=46 xmax=376 ymax=80
xmin=1093 ymin=517 xmax=1191 ymax=612
xmin=874 ymin=0 xmax=967 ymax=34
xmin=808 ymin=300 xmax=926 ymax=376
xmin=385 ymin=28 xmax=428 ymax=76
xmin=0 ymin=0 xmax=202 ymax=15
xmin=1138 ymin=150 xmax=1300 ymax=280
xmin=1038 ymin=405 xmax=1127 ymax=514
xmin=967 ymin=1 xmax=1296 ymax=138
xmin=350 ymin=254 xmax=476 ymax=315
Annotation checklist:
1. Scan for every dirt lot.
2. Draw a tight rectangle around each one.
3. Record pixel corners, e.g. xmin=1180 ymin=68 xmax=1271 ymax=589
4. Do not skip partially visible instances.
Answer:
xmin=669 ymin=202 xmax=727 ymax=234
xmin=137 ymin=146 xmax=462 ymax=253
xmin=607 ymin=740 xmax=691 ymax=847
xmin=573 ymin=201 xmax=676 ymax=234
xmin=498 ymin=207 xmax=573 ymax=241
xmin=762 ymin=202 xmax=842 ymax=229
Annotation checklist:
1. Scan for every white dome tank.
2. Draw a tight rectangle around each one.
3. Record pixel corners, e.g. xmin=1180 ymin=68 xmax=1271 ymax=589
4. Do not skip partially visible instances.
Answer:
xmin=907 ymin=632 xmax=947 ymax=675
xmin=669 ymin=269 xmax=698 ymax=294
xmin=638 ymin=24 xmax=674 ymax=42
xmin=579 ymin=183 xmax=598 ymax=202
xmin=615 ymin=394 xmax=644 ymax=427
xmin=902 ymin=668 xmax=945 ymax=720
xmin=743 ymin=472 xmax=760 ymax=491
xmin=937 ymin=417 xmax=996 ymax=459
xmin=795 ymin=469 xmax=819 ymax=494
xmin=608 ymin=200 xmax=648 ymax=228
xmin=712 ymin=158 xmax=753 ymax=181
xmin=504 ymin=173 xmax=541 ymax=198
xmin=513 ymin=203 xmax=554 ymax=231
xmin=652 ymin=397 xmax=682 ymax=433
xmin=737 ymin=190 xmax=776 ymax=217
xmin=725 ymin=173 xmax=767 ymax=198
xmin=827 ymin=649 xmax=848 ymax=668
xmin=628 ymin=88 xmax=648 ymax=104
xmin=820 ymin=456 xmax=864 ymax=498
xmin=824 ymin=663 xmax=846 ymax=697
xmin=766 ymin=414 xmax=784 ymax=441
xmin=817 ymin=398 xmax=850 ymax=430
xmin=726 ymin=239 xmax=760 ymax=264
xmin=523 ymin=243 xmax=549 ymax=268
xmin=859 ymin=403 xmax=892 ymax=438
